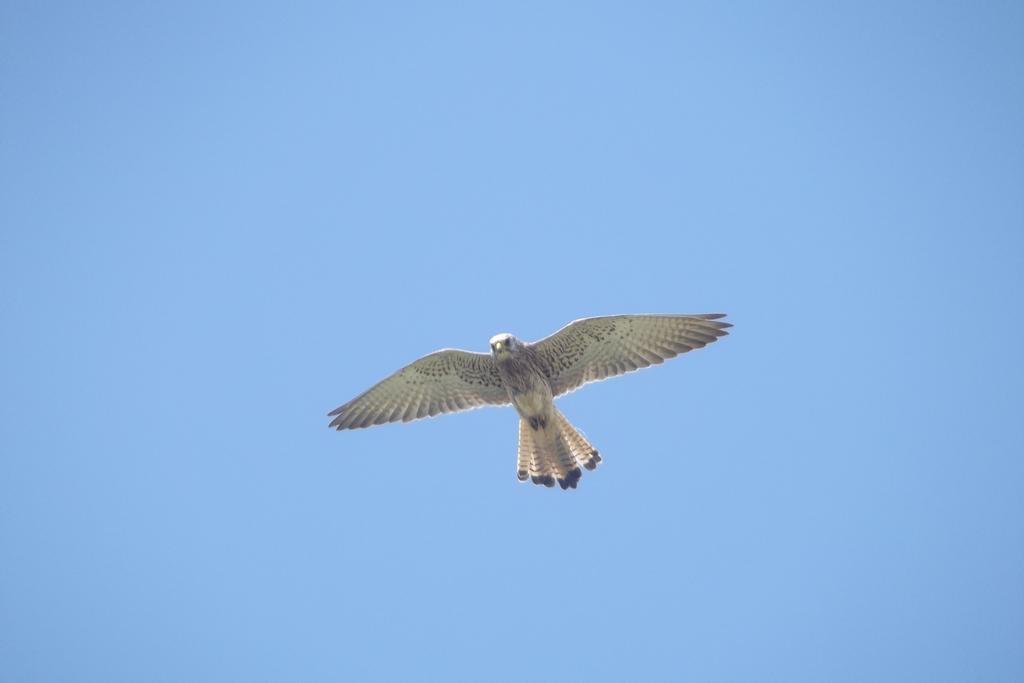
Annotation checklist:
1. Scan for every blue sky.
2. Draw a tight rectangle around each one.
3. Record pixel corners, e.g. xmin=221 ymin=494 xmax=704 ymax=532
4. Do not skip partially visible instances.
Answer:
xmin=2 ymin=2 xmax=1022 ymax=681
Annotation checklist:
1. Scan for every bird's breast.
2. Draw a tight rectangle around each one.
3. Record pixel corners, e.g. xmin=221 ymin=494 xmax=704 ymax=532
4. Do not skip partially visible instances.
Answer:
xmin=510 ymin=387 xmax=552 ymax=417
xmin=496 ymin=352 xmax=553 ymax=418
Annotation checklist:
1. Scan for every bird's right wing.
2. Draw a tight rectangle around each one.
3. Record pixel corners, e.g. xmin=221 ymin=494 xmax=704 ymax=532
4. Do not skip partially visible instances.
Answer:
xmin=531 ymin=314 xmax=731 ymax=397
xmin=328 ymin=349 xmax=510 ymax=429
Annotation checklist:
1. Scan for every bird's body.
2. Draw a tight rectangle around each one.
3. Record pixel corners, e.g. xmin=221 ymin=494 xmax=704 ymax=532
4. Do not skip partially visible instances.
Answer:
xmin=329 ymin=314 xmax=730 ymax=490
xmin=488 ymin=334 xmax=593 ymax=487
xmin=490 ymin=335 xmax=551 ymax=422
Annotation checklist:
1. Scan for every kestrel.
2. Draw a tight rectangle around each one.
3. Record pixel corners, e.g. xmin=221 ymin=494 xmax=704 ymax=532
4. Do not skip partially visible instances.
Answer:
xmin=328 ymin=314 xmax=730 ymax=490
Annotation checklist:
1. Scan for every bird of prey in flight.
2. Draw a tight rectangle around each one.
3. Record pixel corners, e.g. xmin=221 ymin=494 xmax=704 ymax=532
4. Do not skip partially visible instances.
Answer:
xmin=328 ymin=314 xmax=730 ymax=490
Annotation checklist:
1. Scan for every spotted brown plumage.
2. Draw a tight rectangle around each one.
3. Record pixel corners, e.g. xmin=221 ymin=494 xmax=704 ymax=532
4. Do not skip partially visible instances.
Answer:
xmin=531 ymin=314 xmax=731 ymax=397
xmin=327 ymin=350 xmax=508 ymax=429
xmin=328 ymin=313 xmax=731 ymax=489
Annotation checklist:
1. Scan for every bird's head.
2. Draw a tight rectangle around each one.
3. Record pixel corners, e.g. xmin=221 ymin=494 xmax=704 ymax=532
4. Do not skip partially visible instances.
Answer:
xmin=489 ymin=333 xmax=519 ymax=357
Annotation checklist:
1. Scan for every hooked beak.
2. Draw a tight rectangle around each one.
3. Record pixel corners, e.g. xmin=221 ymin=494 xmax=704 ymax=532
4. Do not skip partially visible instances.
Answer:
xmin=494 ymin=341 xmax=503 ymax=351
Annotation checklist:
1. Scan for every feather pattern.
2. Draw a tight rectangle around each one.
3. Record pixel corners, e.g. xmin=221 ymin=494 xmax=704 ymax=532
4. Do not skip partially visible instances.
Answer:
xmin=328 ymin=349 xmax=509 ymax=430
xmin=530 ymin=314 xmax=731 ymax=397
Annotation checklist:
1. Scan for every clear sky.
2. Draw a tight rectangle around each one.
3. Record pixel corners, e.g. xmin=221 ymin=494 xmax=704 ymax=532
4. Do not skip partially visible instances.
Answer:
xmin=2 ymin=2 xmax=1022 ymax=681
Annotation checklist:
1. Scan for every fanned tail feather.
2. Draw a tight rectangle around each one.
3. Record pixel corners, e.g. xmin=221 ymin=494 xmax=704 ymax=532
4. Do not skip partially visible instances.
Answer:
xmin=554 ymin=409 xmax=602 ymax=472
xmin=516 ymin=408 xmax=601 ymax=490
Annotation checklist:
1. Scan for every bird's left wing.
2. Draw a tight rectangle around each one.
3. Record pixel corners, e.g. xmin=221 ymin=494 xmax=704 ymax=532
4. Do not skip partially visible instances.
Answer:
xmin=328 ymin=349 xmax=509 ymax=430
xmin=531 ymin=314 xmax=731 ymax=397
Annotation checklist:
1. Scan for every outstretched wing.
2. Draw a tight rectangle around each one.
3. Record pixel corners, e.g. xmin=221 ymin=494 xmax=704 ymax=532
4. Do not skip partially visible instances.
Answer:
xmin=328 ymin=349 xmax=509 ymax=430
xmin=531 ymin=314 xmax=731 ymax=397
